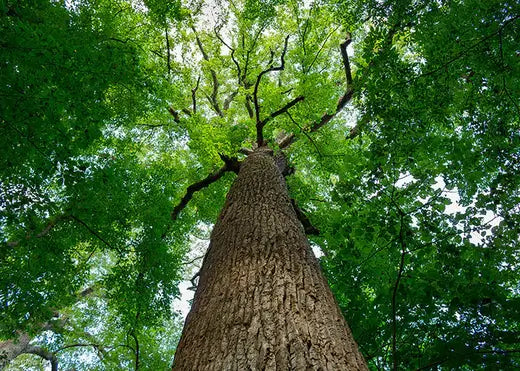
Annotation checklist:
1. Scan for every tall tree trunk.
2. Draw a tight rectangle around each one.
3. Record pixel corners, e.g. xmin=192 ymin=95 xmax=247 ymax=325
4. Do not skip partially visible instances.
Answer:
xmin=173 ymin=148 xmax=367 ymax=370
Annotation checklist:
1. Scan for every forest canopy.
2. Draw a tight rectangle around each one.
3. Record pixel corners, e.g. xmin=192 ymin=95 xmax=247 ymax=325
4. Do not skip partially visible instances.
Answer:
xmin=1 ymin=0 xmax=519 ymax=369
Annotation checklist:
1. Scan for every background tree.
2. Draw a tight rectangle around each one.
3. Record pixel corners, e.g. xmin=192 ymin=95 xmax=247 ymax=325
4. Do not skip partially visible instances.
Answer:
xmin=1 ymin=0 xmax=519 ymax=369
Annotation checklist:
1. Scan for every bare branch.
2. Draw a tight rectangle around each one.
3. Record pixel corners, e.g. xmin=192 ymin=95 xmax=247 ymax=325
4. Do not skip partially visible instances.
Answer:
xmin=165 ymin=27 xmax=171 ymax=76
xmin=253 ymin=35 xmax=290 ymax=124
xmin=286 ymin=112 xmax=322 ymax=157
xmin=26 ymin=345 xmax=58 ymax=371
xmin=191 ymin=26 xmax=223 ymax=117
xmin=253 ymin=35 xmax=291 ymax=146
xmin=214 ymin=28 xmax=242 ymax=84
xmin=279 ymin=34 xmax=355 ymax=149
xmin=256 ymin=95 xmax=304 ymax=147
xmin=223 ymin=91 xmax=238 ymax=111
xmin=181 ymin=255 xmax=204 ymax=266
xmin=192 ymin=76 xmax=201 ymax=114
xmin=340 ymin=33 xmax=353 ymax=86
xmin=168 ymin=107 xmax=180 ymax=123
xmin=242 ymin=23 xmax=268 ymax=84
xmin=291 ymin=199 xmax=320 ymax=235
xmin=170 ymin=155 xmax=240 ymax=221
xmin=263 ymin=96 xmax=304 ymax=126
xmin=306 ymin=26 xmax=340 ymax=73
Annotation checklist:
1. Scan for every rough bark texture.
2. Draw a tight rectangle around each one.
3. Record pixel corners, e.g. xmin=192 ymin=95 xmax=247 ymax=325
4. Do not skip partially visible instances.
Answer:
xmin=0 ymin=332 xmax=31 ymax=370
xmin=0 ymin=332 xmax=58 ymax=371
xmin=172 ymin=147 xmax=367 ymax=370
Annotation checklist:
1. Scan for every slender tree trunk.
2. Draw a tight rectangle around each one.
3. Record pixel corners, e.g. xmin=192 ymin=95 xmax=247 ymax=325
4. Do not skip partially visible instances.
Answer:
xmin=173 ymin=148 xmax=367 ymax=370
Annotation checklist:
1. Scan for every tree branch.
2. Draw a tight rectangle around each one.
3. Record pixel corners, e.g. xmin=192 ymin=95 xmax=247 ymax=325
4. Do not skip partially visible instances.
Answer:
xmin=168 ymin=107 xmax=180 ymax=123
xmin=26 ymin=345 xmax=58 ymax=371
xmin=306 ymin=26 xmax=340 ymax=73
xmin=169 ymin=155 xmax=240 ymax=221
xmin=402 ymin=14 xmax=520 ymax=86
xmin=291 ymin=199 xmax=320 ymax=235
xmin=192 ymin=75 xmax=201 ymax=114
xmin=214 ymin=27 xmax=242 ymax=85
xmin=223 ymin=91 xmax=238 ymax=111
xmin=254 ymin=35 xmax=291 ymax=146
xmin=165 ymin=27 xmax=171 ymax=76
xmin=285 ymin=111 xmax=322 ymax=157
xmin=57 ymin=343 xmax=105 ymax=359
xmin=262 ymin=95 xmax=304 ymax=127
xmin=71 ymin=215 xmax=118 ymax=254
xmin=279 ymin=34 xmax=355 ymax=149
xmin=129 ymin=330 xmax=139 ymax=371
xmin=340 ymin=33 xmax=353 ymax=86
xmin=191 ymin=26 xmax=223 ymax=117
xmin=6 ymin=213 xmax=68 ymax=248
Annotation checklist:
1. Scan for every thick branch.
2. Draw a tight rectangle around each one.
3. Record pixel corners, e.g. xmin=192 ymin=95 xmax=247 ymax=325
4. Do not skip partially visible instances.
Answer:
xmin=170 ymin=155 xmax=240 ymax=221
xmin=192 ymin=76 xmax=200 ymax=114
xmin=262 ymin=95 xmax=304 ymax=127
xmin=191 ymin=26 xmax=223 ymax=117
xmin=168 ymin=107 xmax=180 ymax=123
xmin=245 ymin=95 xmax=254 ymax=118
xmin=340 ymin=33 xmax=353 ymax=86
xmin=253 ymin=35 xmax=290 ymax=130
xmin=291 ymin=199 xmax=319 ymax=235
xmin=257 ymin=95 xmax=304 ymax=146
xmin=165 ymin=27 xmax=171 ymax=76
xmin=223 ymin=91 xmax=238 ymax=111
xmin=26 ymin=345 xmax=58 ymax=371
xmin=279 ymin=34 xmax=355 ymax=149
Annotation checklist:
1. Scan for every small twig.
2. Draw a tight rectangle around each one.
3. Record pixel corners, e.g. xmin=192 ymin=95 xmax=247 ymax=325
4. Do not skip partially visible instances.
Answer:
xmin=181 ymin=255 xmax=204 ymax=266
xmin=306 ymin=26 xmax=340 ymax=73
xmin=286 ymin=112 xmax=322 ymax=157
xmin=71 ymin=215 xmax=117 ymax=253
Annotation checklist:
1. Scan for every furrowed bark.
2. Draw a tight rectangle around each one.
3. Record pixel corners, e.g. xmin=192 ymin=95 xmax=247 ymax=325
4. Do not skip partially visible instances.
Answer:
xmin=172 ymin=147 xmax=367 ymax=370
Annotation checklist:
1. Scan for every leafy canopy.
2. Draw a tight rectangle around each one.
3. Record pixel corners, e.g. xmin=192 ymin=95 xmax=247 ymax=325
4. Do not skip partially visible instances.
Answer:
xmin=1 ymin=0 xmax=519 ymax=369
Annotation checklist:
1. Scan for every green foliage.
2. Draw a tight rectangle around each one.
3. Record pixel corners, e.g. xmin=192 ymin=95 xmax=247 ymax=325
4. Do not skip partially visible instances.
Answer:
xmin=1 ymin=0 xmax=519 ymax=369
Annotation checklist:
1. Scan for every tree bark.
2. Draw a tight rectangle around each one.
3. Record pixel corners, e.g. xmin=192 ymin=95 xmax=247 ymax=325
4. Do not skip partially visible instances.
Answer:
xmin=172 ymin=147 xmax=367 ymax=370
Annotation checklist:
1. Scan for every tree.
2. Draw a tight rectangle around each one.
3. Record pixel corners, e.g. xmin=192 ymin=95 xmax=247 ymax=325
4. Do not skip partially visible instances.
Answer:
xmin=1 ymin=0 xmax=519 ymax=370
